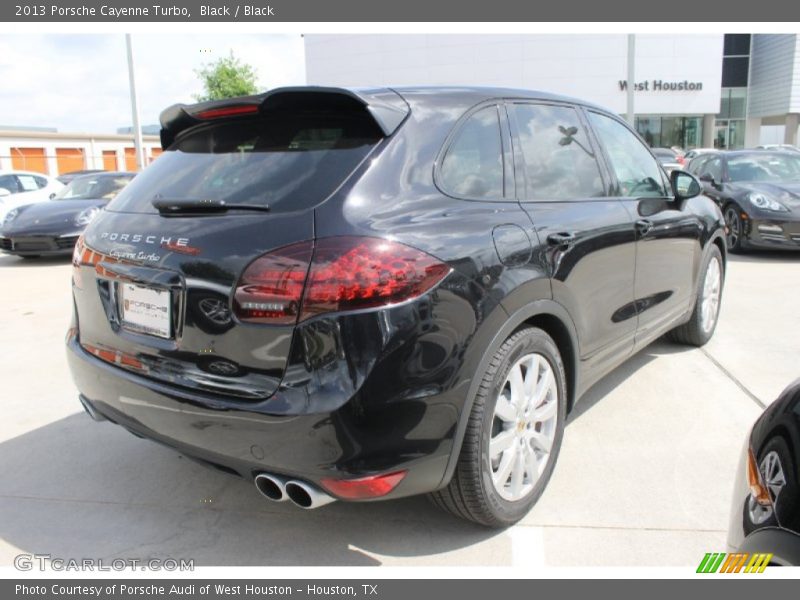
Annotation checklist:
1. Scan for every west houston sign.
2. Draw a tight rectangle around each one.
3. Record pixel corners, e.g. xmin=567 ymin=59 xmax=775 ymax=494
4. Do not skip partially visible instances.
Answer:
xmin=618 ymin=80 xmax=704 ymax=92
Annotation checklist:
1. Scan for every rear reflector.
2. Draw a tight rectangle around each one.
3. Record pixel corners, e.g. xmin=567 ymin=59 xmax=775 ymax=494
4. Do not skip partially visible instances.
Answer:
xmin=195 ymin=104 xmax=259 ymax=119
xmin=233 ymin=237 xmax=451 ymax=325
xmin=319 ymin=470 xmax=407 ymax=499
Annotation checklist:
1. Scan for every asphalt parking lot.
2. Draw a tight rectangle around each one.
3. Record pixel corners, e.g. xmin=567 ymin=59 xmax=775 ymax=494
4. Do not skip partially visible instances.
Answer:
xmin=0 ymin=250 xmax=797 ymax=567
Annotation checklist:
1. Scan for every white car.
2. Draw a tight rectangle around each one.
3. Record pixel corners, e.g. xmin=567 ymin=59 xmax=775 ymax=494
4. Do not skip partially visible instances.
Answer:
xmin=0 ymin=170 xmax=64 ymax=222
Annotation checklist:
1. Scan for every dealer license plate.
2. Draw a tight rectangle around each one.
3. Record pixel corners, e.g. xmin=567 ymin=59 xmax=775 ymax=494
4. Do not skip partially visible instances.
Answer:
xmin=120 ymin=283 xmax=172 ymax=339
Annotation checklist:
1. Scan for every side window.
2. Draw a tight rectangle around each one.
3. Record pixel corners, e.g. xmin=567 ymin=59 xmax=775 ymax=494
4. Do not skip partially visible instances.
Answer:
xmin=588 ymin=112 xmax=668 ymax=198
xmin=0 ymin=174 xmax=20 ymax=194
xmin=439 ymin=106 xmax=504 ymax=199
xmin=34 ymin=176 xmax=49 ymax=189
xmin=16 ymin=175 xmax=40 ymax=192
xmin=687 ymin=155 xmax=708 ymax=175
xmin=512 ymin=103 xmax=604 ymax=200
xmin=701 ymin=157 xmax=724 ymax=182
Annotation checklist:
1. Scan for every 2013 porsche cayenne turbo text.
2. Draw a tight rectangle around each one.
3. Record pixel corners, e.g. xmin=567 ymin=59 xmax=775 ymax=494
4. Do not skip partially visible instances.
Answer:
xmin=27 ymin=4 xmax=275 ymax=18
xmin=34 ymin=5 xmax=191 ymax=18
xmin=67 ymin=86 xmax=727 ymax=526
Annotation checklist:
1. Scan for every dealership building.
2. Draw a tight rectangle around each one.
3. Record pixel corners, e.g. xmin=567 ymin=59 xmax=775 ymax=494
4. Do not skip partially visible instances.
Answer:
xmin=305 ymin=33 xmax=800 ymax=150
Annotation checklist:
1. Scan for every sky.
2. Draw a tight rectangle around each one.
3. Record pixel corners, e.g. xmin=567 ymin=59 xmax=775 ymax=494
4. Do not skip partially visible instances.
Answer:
xmin=0 ymin=34 xmax=307 ymax=133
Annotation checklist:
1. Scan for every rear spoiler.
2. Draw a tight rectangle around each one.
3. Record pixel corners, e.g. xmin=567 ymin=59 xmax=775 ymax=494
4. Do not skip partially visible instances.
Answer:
xmin=159 ymin=86 xmax=410 ymax=149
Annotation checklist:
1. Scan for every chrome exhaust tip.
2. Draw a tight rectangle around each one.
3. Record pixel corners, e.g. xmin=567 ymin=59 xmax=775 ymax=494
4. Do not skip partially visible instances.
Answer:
xmin=285 ymin=480 xmax=336 ymax=509
xmin=79 ymin=394 xmax=106 ymax=422
xmin=254 ymin=473 xmax=288 ymax=502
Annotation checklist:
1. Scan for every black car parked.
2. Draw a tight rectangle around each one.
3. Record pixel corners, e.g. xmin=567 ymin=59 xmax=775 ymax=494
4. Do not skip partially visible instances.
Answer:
xmin=728 ymin=379 xmax=800 ymax=565
xmin=66 ymin=86 xmax=726 ymax=526
xmin=687 ymin=150 xmax=800 ymax=252
xmin=1 ymin=171 xmax=134 ymax=258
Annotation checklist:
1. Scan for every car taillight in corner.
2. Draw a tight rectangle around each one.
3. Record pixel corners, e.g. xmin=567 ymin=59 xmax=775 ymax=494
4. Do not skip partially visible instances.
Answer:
xmin=233 ymin=237 xmax=451 ymax=325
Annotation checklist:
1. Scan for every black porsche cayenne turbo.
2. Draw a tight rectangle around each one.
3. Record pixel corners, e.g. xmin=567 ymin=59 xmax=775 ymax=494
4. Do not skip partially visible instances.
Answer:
xmin=67 ymin=86 xmax=727 ymax=526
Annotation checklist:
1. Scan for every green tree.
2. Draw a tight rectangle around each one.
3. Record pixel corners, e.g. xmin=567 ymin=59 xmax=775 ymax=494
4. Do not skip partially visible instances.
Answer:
xmin=194 ymin=51 xmax=259 ymax=101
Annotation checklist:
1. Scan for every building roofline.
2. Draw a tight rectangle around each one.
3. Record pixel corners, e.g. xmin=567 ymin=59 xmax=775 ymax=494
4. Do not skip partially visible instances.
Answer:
xmin=0 ymin=130 xmax=160 ymax=142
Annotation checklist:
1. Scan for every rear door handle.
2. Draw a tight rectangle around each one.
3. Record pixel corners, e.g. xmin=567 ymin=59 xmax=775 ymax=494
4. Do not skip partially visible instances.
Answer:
xmin=547 ymin=231 xmax=577 ymax=248
xmin=636 ymin=219 xmax=653 ymax=237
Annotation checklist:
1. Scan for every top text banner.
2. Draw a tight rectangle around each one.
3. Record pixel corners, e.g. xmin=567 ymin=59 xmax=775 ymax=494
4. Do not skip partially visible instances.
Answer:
xmin=2 ymin=0 xmax=799 ymax=22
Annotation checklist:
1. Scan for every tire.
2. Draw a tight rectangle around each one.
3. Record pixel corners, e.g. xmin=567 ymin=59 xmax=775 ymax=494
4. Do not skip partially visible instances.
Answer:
xmin=668 ymin=244 xmax=723 ymax=347
xmin=429 ymin=327 xmax=567 ymax=527
xmin=724 ymin=204 xmax=746 ymax=254
xmin=19 ymin=255 xmax=41 ymax=259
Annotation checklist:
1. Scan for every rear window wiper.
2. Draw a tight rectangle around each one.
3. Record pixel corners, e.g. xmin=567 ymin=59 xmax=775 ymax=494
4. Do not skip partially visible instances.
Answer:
xmin=151 ymin=197 xmax=271 ymax=214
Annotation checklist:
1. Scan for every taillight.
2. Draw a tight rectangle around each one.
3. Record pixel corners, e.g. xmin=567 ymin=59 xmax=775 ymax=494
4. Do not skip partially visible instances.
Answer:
xmin=301 ymin=237 xmax=451 ymax=320
xmin=747 ymin=448 xmax=773 ymax=507
xmin=233 ymin=241 xmax=313 ymax=324
xmin=233 ymin=237 xmax=451 ymax=325
xmin=320 ymin=470 xmax=407 ymax=499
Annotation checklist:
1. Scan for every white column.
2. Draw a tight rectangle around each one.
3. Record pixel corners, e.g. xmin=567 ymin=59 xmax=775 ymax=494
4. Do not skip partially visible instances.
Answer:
xmin=0 ymin=144 xmax=12 ymax=170
xmin=45 ymin=143 xmax=58 ymax=176
xmin=744 ymin=117 xmax=762 ymax=147
xmin=785 ymin=114 xmax=799 ymax=145
xmin=702 ymin=114 xmax=716 ymax=148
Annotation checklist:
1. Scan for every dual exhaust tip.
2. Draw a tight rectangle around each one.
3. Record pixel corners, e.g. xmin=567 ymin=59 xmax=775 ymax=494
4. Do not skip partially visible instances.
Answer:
xmin=254 ymin=473 xmax=335 ymax=509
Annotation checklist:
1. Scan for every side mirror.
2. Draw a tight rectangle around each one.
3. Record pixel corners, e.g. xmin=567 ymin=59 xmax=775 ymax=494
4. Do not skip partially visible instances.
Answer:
xmin=49 ymin=192 xmax=57 ymax=200
xmin=0 ymin=187 xmax=10 ymax=197
xmin=671 ymin=170 xmax=702 ymax=201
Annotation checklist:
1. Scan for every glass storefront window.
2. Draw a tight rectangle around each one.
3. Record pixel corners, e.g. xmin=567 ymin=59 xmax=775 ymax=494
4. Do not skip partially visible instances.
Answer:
xmin=634 ymin=116 xmax=703 ymax=150
xmin=714 ymin=119 xmax=746 ymax=150
xmin=718 ymin=88 xmax=747 ymax=119
xmin=635 ymin=117 xmax=661 ymax=147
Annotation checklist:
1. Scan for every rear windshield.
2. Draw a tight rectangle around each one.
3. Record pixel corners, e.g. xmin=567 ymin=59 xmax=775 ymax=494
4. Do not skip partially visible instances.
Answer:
xmin=106 ymin=111 xmax=383 ymax=214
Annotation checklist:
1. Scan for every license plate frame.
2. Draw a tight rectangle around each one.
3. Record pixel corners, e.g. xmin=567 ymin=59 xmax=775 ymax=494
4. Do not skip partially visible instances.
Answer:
xmin=120 ymin=283 xmax=173 ymax=339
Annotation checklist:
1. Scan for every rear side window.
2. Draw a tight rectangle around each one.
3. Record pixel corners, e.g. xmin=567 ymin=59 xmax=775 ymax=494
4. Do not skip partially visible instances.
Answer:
xmin=439 ymin=106 xmax=504 ymax=199
xmin=588 ymin=112 xmax=667 ymax=198
xmin=512 ymin=103 xmax=604 ymax=200
xmin=106 ymin=111 xmax=383 ymax=214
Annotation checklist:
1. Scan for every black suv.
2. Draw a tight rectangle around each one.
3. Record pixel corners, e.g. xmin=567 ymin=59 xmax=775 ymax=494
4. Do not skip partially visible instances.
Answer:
xmin=67 ymin=86 xmax=726 ymax=526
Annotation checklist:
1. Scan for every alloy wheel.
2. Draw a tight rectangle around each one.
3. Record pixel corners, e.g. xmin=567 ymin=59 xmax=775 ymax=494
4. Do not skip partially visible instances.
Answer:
xmin=748 ymin=449 xmax=787 ymax=525
xmin=725 ymin=207 xmax=740 ymax=249
xmin=490 ymin=353 xmax=559 ymax=502
xmin=700 ymin=256 xmax=722 ymax=333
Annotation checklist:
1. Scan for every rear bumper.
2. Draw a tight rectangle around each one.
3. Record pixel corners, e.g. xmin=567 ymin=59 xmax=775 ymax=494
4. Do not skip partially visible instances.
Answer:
xmin=66 ymin=335 xmax=454 ymax=501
